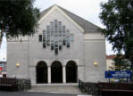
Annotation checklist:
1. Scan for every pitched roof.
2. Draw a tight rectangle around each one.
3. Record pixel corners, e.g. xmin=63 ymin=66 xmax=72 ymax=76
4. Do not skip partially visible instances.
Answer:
xmin=106 ymin=55 xmax=125 ymax=59
xmin=40 ymin=5 xmax=101 ymax=33
xmin=106 ymin=55 xmax=116 ymax=59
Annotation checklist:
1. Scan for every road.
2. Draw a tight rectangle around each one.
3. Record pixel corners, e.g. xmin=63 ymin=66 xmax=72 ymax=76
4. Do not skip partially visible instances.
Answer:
xmin=0 ymin=92 xmax=91 ymax=96
xmin=0 ymin=92 xmax=77 ymax=96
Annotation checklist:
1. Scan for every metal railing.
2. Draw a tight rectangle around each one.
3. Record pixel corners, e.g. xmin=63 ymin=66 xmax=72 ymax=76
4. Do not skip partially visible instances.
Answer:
xmin=79 ymin=80 xmax=98 ymax=96
xmin=0 ymin=77 xmax=31 ymax=91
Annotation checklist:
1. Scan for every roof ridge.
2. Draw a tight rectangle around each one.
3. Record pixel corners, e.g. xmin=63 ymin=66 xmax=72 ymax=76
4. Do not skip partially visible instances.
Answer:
xmin=58 ymin=6 xmax=100 ymax=28
xmin=40 ymin=5 xmax=101 ymax=33
xmin=39 ymin=5 xmax=53 ymax=19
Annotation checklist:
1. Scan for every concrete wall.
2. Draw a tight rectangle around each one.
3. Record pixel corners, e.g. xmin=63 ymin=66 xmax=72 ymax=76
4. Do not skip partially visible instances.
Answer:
xmin=83 ymin=33 xmax=106 ymax=82
xmin=106 ymin=59 xmax=115 ymax=70
xmin=7 ymin=41 xmax=29 ymax=79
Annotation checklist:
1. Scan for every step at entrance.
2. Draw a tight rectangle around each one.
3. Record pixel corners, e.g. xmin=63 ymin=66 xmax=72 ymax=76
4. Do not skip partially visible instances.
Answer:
xmin=28 ymin=84 xmax=83 ymax=94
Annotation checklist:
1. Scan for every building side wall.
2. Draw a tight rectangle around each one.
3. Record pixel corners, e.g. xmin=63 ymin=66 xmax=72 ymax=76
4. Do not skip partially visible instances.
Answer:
xmin=7 ymin=41 xmax=29 ymax=78
xmin=106 ymin=59 xmax=115 ymax=70
xmin=83 ymin=33 xmax=106 ymax=82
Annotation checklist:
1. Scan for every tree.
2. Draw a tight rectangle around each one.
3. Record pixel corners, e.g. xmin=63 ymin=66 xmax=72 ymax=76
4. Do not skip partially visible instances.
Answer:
xmin=114 ymin=54 xmax=131 ymax=71
xmin=100 ymin=0 xmax=133 ymax=66
xmin=0 ymin=0 xmax=39 ymax=40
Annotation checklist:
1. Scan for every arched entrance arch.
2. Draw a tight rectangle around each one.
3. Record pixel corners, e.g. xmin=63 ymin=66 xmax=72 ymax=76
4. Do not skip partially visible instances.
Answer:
xmin=51 ymin=61 xmax=62 ymax=83
xmin=66 ymin=61 xmax=77 ymax=83
xmin=36 ymin=61 xmax=48 ymax=83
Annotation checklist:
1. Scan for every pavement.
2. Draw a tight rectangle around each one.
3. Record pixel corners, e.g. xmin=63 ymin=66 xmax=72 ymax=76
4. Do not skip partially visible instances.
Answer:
xmin=0 ymin=92 xmax=91 ymax=96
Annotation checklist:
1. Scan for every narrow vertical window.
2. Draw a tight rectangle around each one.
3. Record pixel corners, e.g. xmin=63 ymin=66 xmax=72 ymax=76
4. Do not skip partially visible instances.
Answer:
xmin=39 ymin=35 xmax=42 ymax=42
xmin=43 ymin=43 xmax=46 ymax=48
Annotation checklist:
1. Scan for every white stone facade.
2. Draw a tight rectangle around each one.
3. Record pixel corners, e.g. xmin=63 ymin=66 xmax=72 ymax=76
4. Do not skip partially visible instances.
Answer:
xmin=7 ymin=5 xmax=106 ymax=84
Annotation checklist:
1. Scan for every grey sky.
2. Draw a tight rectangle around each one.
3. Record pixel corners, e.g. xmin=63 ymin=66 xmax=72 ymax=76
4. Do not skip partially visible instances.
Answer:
xmin=0 ymin=33 xmax=7 ymax=61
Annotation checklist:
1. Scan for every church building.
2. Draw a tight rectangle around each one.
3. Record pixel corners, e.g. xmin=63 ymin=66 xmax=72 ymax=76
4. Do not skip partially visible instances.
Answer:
xmin=7 ymin=5 xmax=106 ymax=85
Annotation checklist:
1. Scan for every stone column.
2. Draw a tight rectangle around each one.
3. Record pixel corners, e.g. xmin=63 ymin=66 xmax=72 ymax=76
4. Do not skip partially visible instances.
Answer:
xmin=63 ymin=66 xmax=66 ymax=83
xmin=48 ymin=66 xmax=51 ymax=83
xmin=29 ymin=67 xmax=36 ymax=84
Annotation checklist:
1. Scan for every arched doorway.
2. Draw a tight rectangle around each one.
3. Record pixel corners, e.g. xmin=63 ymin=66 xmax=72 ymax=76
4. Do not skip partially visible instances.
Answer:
xmin=66 ymin=61 xmax=77 ymax=83
xmin=51 ymin=61 xmax=62 ymax=83
xmin=36 ymin=61 xmax=48 ymax=83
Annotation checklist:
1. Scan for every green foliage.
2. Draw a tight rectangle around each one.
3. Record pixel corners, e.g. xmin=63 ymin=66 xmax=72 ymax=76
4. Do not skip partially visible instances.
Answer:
xmin=100 ymin=0 xmax=133 ymax=65
xmin=114 ymin=54 xmax=131 ymax=71
xmin=0 ymin=0 xmax=40 ymax=37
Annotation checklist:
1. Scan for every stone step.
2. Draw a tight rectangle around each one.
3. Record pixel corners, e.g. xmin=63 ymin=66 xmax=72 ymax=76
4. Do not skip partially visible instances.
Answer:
xmin=28 ymin=84 xmax=85 ymax=95
xmin=78 ymin=95 xmax=92 ymax=96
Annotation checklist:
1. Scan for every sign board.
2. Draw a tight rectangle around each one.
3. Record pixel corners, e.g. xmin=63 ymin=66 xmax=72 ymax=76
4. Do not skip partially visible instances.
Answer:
xmin=0 ymin=66 xmax=2 ymax=72
xmin=105 ymin=71 xmax=132 ymax=79
xmin=0 ymin=64 xmax=4 ymax=72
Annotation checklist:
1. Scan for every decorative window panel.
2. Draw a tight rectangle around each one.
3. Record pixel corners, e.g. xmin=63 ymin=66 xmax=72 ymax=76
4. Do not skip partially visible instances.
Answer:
xmin=39 ymin=19 xmax=74 ymax=55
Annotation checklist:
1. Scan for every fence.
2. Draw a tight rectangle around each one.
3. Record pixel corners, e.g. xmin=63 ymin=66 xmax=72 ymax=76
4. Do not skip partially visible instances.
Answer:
xmin=79 ymin=80 xmax=98 ymax=96
xmin=97 ymin=82 xmax=133 ymax=96
xmin=79 ymin=80 xmax=133 ymax=96
xmin=0 ymin=77 xmax=31 ymax=91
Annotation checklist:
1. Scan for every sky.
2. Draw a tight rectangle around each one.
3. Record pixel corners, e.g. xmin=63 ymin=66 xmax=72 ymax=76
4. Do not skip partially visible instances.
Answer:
xmin=0 ymin=0 xmax=116 ymax=61
xmin=0 ymin=33 xmax=7 ymax=62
